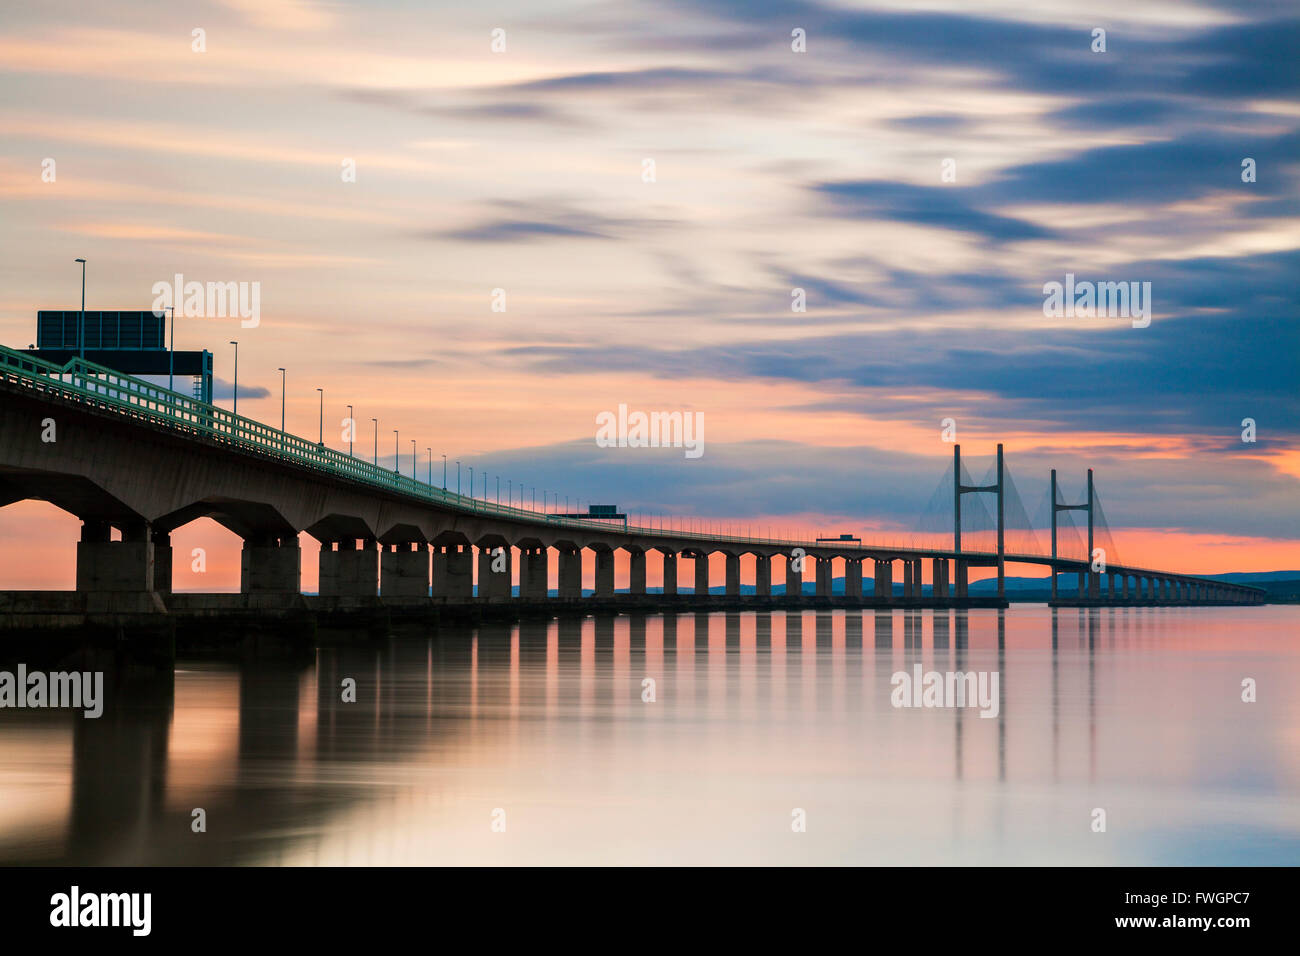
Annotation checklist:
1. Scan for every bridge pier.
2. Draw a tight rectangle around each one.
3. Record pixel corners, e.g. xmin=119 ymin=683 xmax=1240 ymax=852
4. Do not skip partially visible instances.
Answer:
xmin=661 ymin=550 xmax=678 ymax=596
xmin=903 ymin=560 xmax=914 ymax=599
xmin=594 ymin=547 xmax=616 ymax=598
xmin=693 ymin=550 xmax=709 ymax=599
xmin=955 ymin=560 xmax=967 ymax=598
xmin=431 ymin=543 xmax=473 ymax=599
xmin=754 ymin=554 xmax=771 ymax=597
xmin=474 ymin=544 xmax=510 ymax=599
xmin=557 ymin=547 xmax=582 ymax=599
xmin=76 ymin=519 xmax=155 ymax=593
xmin=241 ymin=535 xmax=301 ymax=595
xmin=932 ymin=558 xmax=948 ymax=599
xmin=1088 ymin=571 xmax=1100 ymax=600
xmin=874 ymin=559 xmax=893 ymax=603
xmin=151 ymin=529 xmax=173 ymax=596
xmin=786 ymin=553 xmax=803 ymax=598
xmin=519 ymin=545 xmax=548 ymax=599
xmin=320 ymin=538 xmax=379 ymax=598
xmin=815 ymin=556 xmax=832 ymax=597
xmin=725 ymin=552 xmax=740 ymax=597
xmin=379 ymin=541 xmax=430 ymax=601
xmin=628 ymin=548 xmax=647 ymax=595
xmin=845 ymin=558 xmax=863 ymax=599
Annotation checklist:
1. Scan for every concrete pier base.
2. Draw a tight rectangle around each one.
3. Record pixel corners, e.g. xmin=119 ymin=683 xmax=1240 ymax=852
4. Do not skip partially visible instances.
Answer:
xmin=431 ymin=543 xmax=473 ymax=599
xmin=628 ymin=549 xmax=646 ymax=595
xmin=557 ymin=548 xmax=582 ymax=598
xmin=520 ymin=547 xmax=549 ymax=599
xmin=475 ymin=545 xmax=511 ymax=599
xmin=594 ymin=548 xmax=615 ymax=598
xmin=845 ymin=558 xmax=863 ymax=598
xmin=755 ymin=554 xmax=771 ymax=596
xmin=382 ymin=542 xmax=432 ymax=601
xmin=241 ymin=539 xmax=301 ymax=595
xmin=725 ymin=553 xmax=740 ymax=596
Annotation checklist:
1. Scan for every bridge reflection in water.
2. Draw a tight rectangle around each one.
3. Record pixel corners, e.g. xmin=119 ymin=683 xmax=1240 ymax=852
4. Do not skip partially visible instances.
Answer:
xmin=0 ymin=606 xmax=1295 ymax=866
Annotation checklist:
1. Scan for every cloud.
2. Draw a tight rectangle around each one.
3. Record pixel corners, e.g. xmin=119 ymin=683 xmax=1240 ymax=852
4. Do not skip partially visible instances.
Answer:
xmin=814 ymin=181 xmax=1057 ymax=242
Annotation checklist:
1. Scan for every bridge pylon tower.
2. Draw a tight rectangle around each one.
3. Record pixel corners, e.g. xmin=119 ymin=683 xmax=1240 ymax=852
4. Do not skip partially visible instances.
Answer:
xmin=953 ymin=442 xmax=1005 ymax=599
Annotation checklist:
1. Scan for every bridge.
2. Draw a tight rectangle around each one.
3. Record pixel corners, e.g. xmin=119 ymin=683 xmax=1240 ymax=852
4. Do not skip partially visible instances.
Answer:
xmin=0 ymin=345 xmax=1265 ymax=632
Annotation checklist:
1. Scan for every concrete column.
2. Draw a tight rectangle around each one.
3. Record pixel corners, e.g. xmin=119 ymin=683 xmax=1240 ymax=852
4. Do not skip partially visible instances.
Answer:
xmin=931 ymin=558 xmax=947 ymax=599
xmin=785 ymin=554 xmax=803 ymax=598
xmin=915 ymin=560 xmax=925 ymax=598
xmin=431 ymin=543 xmax=473 ymax=599
xmin=628 ymin=549 xmax=646 ymax=595
xmin=152 ymin=529 xmax=172 ymax=596
xmin=725 ymin=553 xmax=740 ymax=596
xmin=845 ymin=558 xmax=863 ymax=599
xmin=1088 ymin=571 xmax=1100 ymax=600
xmin=381 ymin=542 xmax=431 ymax=601
xmin=693 ymin=551 xmax=709 ymax=598
xmin=1076 ymin=570 xmax=1086 ymax=599
xmin=874 ymin=559 xmax=893 ymax=603
xmin=520 ymin=546 xmax=549 ymax=599
xmin=1122 ymin=575 xmax=1130 ymax=600
xmin=241 ymin=536 xmax=301 ymax=594
xmin=954 ymin=560 xmax=967 ymax=598
xmin=76 ymin=520 xmax=154 ymax=592
xmin=593 ymin=548 xmax=615 ymax=598
xmin=754 ymin=554 xmax=771 ymax=596
xmin=661 ymin=551 xmax=677 ymax=595
xmin=557 ymin=548 xmax=582 ymax=599
xmin=903 ymin=560 xmax=914 ymax=598
xmin=474 ymin=545 xmax=511 ymax=599
xmin=815 ymin=556 xmax=832 ymax=597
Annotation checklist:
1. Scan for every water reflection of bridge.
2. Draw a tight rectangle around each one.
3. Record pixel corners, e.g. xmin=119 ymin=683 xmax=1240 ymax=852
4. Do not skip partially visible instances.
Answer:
xmin=0 ymin=609 xmax=1163 ymax=864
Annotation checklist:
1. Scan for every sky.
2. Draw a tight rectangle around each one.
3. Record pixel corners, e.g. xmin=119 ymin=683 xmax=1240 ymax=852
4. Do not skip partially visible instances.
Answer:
xmin=0 ymin=0 xmax=1297 ymax=588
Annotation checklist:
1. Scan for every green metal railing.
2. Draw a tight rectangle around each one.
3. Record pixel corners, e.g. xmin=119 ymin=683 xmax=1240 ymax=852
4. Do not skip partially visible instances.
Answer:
xmin=0 ymin=343 xmax=1263 ymax=592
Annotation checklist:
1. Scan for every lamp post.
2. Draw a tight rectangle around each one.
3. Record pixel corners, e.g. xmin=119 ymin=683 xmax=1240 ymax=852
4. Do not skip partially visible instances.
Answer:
xmin=410 ymin=439 xmax=416 ymax=479
xmin=74 ymin=258 xmax=86 ymax=359
xmin=277 ymin=368 xmax=286 ymax=432
xmin=393 ymin=430 xmax=399 ymax=473
xmin=371 ymin=418 xmax=378 ymax=465
xmin=428 ymin=448 xmax=433 ymax=485
xmin=456 ymin=460 xmax=461 ymax=495
xmin=167 ymin=307 xmax=176 ymax=392
xmin=347 ymin=405 xmax=353 ymax=456
xmin=469 ymin=466 xmax=474 ymax=499
xmin=316 ymin=388 xmax=323 ymax=445
xmin=441 ymin=454 xmax=447 ymax=490
xmin=229 ymin=341 xmax=238 ymax=416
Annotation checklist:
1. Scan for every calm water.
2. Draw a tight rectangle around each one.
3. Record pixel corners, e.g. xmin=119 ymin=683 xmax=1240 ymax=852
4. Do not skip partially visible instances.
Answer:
xmin=1 ymin=606 xmax=1297 ymax=866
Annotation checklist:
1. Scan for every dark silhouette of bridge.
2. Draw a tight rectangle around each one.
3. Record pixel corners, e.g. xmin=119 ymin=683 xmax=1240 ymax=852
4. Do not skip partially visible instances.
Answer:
xmin=0 ymin=346 xmax=1265 ymax=632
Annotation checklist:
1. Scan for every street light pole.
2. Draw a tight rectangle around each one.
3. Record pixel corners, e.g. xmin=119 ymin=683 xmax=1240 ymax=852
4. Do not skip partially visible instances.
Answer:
xmin=229 ymin=340 xmax=238 ymax=416
xmin=427 ymin=448 xmax=432 ymax=485
xmin=74 ymin=259 xmax=86 ymax=360
xmin=167 ymin=307 xmax=176 ymax=392
xmin=316 ymin=388 xmax=323 ymax=445
xmin=371 ymin=418 xmax=378 ymax=465
xmin=278 ymin=368 xmax=286 ymax=432
xmin=347 ymin=405 xmax=353 ymax=456
xmin=393 ymin=430 xmax=399 ymax=473
xmin=456 ymin=461 xmax=461 ymax=495
xmin=410 ymin=439 xmax=416 ymax=479
xmin=441 ymin=454 xmax=447 ymax=490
